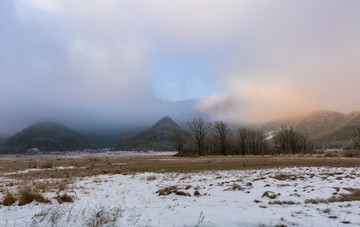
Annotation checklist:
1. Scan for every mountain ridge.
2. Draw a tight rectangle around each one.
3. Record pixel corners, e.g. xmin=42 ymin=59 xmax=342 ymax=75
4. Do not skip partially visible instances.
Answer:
xmin=261 ymin=110 xmax=360 ymax=147
xmin=114 ymin=116 xmax=182 ymax=151
xmin=4 ymin=121 xmax=96 ymax=152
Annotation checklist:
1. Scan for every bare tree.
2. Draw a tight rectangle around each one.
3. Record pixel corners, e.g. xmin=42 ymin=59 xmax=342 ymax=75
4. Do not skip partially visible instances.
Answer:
xmin=273 ymin=125 xmax=313 ymax=154
xmin=237 ymin=128 xmax=268 ymax=155
xmin=170 ymin=128 xmax=189 ymax=155
xmin=352 ymin=127 xmax=360 ymax=150
xmin=212 ymin=121 xmax=232 ymax=156
xmin=187 ymin=118 xmax=211 ymax=156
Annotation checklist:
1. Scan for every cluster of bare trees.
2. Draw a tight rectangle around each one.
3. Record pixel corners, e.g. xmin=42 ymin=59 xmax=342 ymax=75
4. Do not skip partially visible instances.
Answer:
xmin=236 ymin=128 xmax=268 ymax=155
xmin=171 ymin=117 xmax=314 ymax=156
xmin=273 ymin=126 xmax=313 ymax=154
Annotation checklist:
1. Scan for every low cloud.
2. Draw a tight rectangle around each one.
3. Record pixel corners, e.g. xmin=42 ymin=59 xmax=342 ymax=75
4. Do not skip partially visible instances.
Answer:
xmin=1 ymin=0 xmax=359 ymax=134
xmin=199 ymin=77 xmax=314 ymax=123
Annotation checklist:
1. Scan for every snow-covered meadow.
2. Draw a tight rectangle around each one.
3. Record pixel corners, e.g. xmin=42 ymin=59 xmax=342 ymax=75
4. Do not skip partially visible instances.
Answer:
xmin=1 ymin=166 xmax=360 ymax=226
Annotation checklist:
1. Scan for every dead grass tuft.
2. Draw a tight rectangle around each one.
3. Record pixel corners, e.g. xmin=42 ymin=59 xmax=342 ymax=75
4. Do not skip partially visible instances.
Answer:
xmin=156 ymin=186 xmax=179 ymax=196
xmin=306 ymin=188 xmax=360 ymax=204
xmin=55 ymin=193 xmax=74 ymax=204
xmin=271 ymin=174 xmax=304 ymax=181
xmin=1 ymin=191 xmax=16 ymax=206
xmin=224 ymin=183 xmax=244 ymax=191
xmin=262 ymin=191 xmax=278 ymax=199
xmin=18 ymin=185 xmax=50 ymax=206
xmin=322 ymin=208 xmax=331 ymax=214
xmin=269 ymin=200 xmax=300 ymax=205
xmin=175 ymin=191 xmax=191 ymax=196
xmin=328 ymin=188 xmax=360 ymax=202
xmin=304 ymin=198 xmax=328 ymax=204
xmin=86 ymin=205 xmax=124 ymax=227
xmin=146 ymin=175 xmax=157 ymax=181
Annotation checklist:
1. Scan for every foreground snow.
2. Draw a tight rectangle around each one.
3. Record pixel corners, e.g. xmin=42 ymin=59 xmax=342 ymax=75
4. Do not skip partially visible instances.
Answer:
xmin=1 ymin=166 xmax=360 ymax=226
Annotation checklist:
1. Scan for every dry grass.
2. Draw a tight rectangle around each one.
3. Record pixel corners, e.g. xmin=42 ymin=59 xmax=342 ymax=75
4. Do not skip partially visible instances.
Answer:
xmin=18 ymin=185 xmax=50 ymax=206
xmin=40 ymin=160 xmax=53 ymax=169
xmin=156 ymin=186 xmax=179 ymax=196
xmin=305 ymin=188 xmax=360 ymax=204
xmin=224 ymin=183 xmax=244 ymax=191
xmin=304 ymin=198 xmax=328 ymax=204
xmin=269 ymin=200 xmax=300 ymax=205
xmin=175 ymin=190 xmax=191 ymax=196
xmin=322 ymin=208 xmax=331 ymax=214
xmin=271 ymin=174 xmax=305 ymax=181
xmin=1 ymin=191 xmax=16 ymax=206
xmin=86 ymin=205 xmax=124 ymax=227
xmin=262 ymin=191 xmax=278 ymax=199
xmin=328 ymin=188 xmax=360 ymax=202
xmin=0 ymin=154 xmax=359 ymax=180
xmin=146 ymin=175 xmax=157 ymax=181
xmin=55 ymin=193 xmax=74 ymax=204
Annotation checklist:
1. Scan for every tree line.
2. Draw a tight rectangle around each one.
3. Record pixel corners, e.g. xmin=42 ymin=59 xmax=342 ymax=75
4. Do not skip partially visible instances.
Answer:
xmin=170 ymin=117 xmax=315 ymax=156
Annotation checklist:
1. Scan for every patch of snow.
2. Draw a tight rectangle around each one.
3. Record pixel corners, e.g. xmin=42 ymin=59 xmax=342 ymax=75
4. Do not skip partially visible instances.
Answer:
xmin=2 ymin=166 xmax=78 ymax=175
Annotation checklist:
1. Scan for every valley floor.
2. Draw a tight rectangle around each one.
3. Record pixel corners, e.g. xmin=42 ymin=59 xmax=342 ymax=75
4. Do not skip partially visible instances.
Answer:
xmin=0 ymin=153 xmax=360 ymax=226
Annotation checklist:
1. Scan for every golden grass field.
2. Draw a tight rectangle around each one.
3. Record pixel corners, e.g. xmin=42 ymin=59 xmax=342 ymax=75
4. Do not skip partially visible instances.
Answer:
xmin=1 ymin=152 xmax=359 ymax=180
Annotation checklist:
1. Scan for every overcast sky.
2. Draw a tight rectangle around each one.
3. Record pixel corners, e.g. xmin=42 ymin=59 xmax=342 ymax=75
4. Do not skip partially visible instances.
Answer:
xmin=1 ymin=0 xmax=360 ymax=134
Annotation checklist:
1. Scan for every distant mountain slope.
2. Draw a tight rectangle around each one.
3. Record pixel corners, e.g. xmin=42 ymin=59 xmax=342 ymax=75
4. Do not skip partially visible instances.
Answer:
xmin=262 ymin=110 xmax=360 ymax=148
xmin=114 ymin=116 xmax=182 ymax=151
xmin=316 ymin=112 xmax=360 ymax=147
xmin=5 ymin=121 xmax=96 ymax=152
xmin=0 ymin=137 xmax=7 ymax=147
xmin=81 ymin=127 xmax=145 ymax=148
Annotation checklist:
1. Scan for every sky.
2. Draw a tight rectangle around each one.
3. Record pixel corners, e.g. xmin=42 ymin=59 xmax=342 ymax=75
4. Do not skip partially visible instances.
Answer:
xmin=1 ymin=0 xmax=360 ymax=135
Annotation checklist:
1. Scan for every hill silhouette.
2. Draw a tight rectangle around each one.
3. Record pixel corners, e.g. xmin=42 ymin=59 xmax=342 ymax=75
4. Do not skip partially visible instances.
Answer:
xmin=114 ymin=116 xmax=182 ymax=151
xmin=4 ymin=121 xmax=96 ymax=152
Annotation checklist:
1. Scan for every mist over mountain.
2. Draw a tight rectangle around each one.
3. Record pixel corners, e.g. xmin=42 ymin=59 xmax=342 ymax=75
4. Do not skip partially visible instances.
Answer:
xmin=81 ymin=127 xmax=145 ymax=148
xmin=114 ymin=116 xmax=183 ymax=151
xmin=261 ymin=110 xmax=360 ymax=148
xmin=0 ymin=98 xmax=200 ymax=138
xmin=3 ymin=121 xmax=96 ymax=153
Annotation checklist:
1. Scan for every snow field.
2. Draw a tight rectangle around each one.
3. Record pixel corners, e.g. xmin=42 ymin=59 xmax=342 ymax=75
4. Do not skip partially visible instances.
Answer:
xmin=0 ymin=166 xmax=360 ymax=226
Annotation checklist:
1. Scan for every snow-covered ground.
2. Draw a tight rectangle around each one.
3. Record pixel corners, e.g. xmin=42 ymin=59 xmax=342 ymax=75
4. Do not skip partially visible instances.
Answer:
xmin=1 ymin=166 xmax=360 ymax=226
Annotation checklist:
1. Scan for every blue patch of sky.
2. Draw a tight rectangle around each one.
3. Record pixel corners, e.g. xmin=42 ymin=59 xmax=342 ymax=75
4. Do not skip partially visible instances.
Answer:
xmin=150 ymin=49 xmax=229 ymax=102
